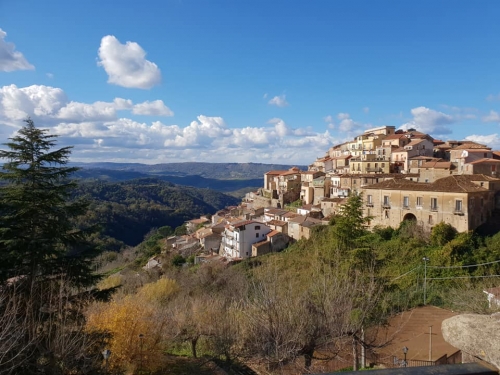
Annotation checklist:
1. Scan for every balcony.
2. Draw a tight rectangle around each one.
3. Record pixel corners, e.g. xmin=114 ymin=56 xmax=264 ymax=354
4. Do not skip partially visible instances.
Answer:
xmin=366 ymin=203 xmax=374 ymax=207
xmin=366 ymin=167 xmax=384 ymax=173
xmin=382 ymin=204 xmax=391 ymax=209
xmin=430 ymin=206 xmax=438 ymax=212
xmin=403 ymin=205 xmax=410 ymax=210
xmin=454 ymin=209 xmax=464 ymax=216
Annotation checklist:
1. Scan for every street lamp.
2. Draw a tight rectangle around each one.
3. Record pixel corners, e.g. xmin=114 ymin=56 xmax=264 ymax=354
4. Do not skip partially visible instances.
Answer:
xmin=423 ymin=256 xmax=430 ymax=305
xmin=102 ymin=349 xmax=111 ymax=374
xmin=402 ymin=346 xmax=408 ymax=367
xmin=138 ymin=333 xmax=144 ymax=374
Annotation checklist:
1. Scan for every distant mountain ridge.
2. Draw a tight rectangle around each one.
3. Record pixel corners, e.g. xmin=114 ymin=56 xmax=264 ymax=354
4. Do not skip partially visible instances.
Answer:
xmin=71 ymin=162 xmax=307 ymax=180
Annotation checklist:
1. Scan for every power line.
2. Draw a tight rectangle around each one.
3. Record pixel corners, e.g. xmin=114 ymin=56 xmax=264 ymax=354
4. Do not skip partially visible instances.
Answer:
xmin=428 ymin=259 xmax=500 ymax=269
xmin=427 ymin=274 xmax=500 ymax=280
xmin=391 ymin=266 xmax=419 ymax=281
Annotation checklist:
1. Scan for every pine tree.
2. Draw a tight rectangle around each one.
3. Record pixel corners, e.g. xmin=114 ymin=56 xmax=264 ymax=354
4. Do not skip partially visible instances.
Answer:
xmin=0 ymin=118 xmax=100 ymax=287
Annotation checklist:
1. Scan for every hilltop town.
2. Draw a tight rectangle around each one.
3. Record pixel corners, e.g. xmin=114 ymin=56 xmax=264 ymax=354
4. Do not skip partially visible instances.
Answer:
xmin=153 ymin=125 xmax=500 ymax=266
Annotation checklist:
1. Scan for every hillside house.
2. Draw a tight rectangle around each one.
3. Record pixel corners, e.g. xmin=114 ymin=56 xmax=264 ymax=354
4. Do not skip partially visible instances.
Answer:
xmin=288 ymin=215 xmax=325 ymax=240
xmin=362 ymin=175 xmax=500 ymax=232
xmin=300 ymin=171 xmax=325 ymax=204
xmin=221 ymin=220 xmax=271 ymax=259
xmin=251 ymin=230 xmax=290 ymax=257
xmin=464 ymin=158 xmax=500 ymax=178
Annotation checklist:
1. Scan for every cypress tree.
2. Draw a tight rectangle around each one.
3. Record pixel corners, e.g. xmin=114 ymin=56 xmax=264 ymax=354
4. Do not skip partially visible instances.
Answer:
xmin=0 ymin=118 xmax=100 ymax=288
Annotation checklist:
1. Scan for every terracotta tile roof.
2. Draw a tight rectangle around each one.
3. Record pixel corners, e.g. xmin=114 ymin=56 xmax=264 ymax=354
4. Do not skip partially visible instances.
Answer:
xmin=363 ymin=175 xmax=499 ymax=193
xmin=268 ymin=219 xmax=286 ymax=226
xmin=467 ymin=158 xmax=500 ymax=165
xmin=493 ymin=151 xmax=500 ymax=159
xmin=282 ymin=211 xmax=300 ymax=218
xmin=232 ymin=220 xmax=256 ymax=228
xmin=265 ymin=208 xmax=288 ymax=216
xmin=384 ymin=134 xmax=407 ymax=140
xmin=453 ymin=143 xmax=489 ymax=150
xmin=420 ymin=161 xmax=453 ymax=169
xmin=267 ymin=230 xmax=280 ymax=237
xmin=252 ymin=240 xmax=270 ymax=248
xmin=406 ymin=139 xmax=425 ymax=146
xmin=435 ymin=144 xmax=452 ymax=149
xmin=265 ymin=170 xmax=289 ymax=175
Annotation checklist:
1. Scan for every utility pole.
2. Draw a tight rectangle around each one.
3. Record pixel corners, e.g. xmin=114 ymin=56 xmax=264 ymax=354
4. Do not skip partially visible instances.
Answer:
xmin=423 ymin=257 xmax=429 ymax=305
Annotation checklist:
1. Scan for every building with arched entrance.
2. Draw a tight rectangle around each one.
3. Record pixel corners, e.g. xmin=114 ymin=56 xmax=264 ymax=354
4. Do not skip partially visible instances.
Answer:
xmin=361 ymin=174 xmax=500 ymax=232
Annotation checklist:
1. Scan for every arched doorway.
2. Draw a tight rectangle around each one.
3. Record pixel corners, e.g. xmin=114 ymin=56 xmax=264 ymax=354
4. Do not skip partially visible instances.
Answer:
xmin=403 ymin=213 xmax=417 ymax=222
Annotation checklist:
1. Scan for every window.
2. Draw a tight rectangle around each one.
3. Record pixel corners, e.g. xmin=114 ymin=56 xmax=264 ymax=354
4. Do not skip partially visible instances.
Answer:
xmin=455 ymin=200 xmax=463 ymax=212
xmin=382 ymin=163 xmax=385 ymax=168
xmin=255 ymin=225 xmax=261 ymax=230
xmin=385 ymin=210 xmax=389 ymax=218
xmin=431 ymin=198 xmax=438 ymax=211
xmin=256 ymin=233 xmax=259 ymax=238
xmin=403 ymin=196 xmax=409 ymax=208
xmin=493 ymin=165 xmax=497 ymax=172
xmin=428 ymin=215 xmax=433 ymax=224
xmin=383 ymin=196 xmax=390 ymax=207
xmin=416 ymin=197 xmax=423 ymax=207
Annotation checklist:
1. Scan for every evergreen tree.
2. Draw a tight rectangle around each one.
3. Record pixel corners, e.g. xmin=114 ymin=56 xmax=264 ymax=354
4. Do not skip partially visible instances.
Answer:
xmin=332 ymin=193 xmax=371 ymax=251
xmin=0 ymin=118 xmax=99 ymax=287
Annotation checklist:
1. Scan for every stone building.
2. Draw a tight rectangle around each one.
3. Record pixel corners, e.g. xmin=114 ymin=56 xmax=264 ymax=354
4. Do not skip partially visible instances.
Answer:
xmin=362 ymin=175 xmax=500 ymax=232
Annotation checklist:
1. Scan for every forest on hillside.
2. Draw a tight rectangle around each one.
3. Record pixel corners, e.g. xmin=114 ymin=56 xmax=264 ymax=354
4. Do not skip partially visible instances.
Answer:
xmin=85 ymin=194 xmax=500 ymax=374
xmin=72 ymin=178 xmax=240 ymax=247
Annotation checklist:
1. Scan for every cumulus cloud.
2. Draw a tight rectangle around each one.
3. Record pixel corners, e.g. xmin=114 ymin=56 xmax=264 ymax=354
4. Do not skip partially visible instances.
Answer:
xmin=0 ymin=85 xmax=175 ymax=127
xmin=323 ymin=115 xmax=335 ymax=129
xmin=0 ymin=29 xmax=34 ymax=72
xmin=487 ymin=93 xmax=500 ymax=102
xmin=132 ymin=100 xmax=173 ymax=116
xmin=483 ymin=110 xmax=500 ymax=123
xmin=335 ymin=113 xmax=363 ymax=133
xmin=0 ymin=84 xmax=340 ymax=164
xmin=97 ymin=35 xmax=161 ymax=89
xmin=268 ymin=94 xmax=289 ymax=107
xmin=400 ymin=106 xmax=455 ymax=135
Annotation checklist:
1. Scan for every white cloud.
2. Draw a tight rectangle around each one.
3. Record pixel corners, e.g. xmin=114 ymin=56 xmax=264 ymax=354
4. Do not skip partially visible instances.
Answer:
xmin=0 ymin=29 xmax=34 ymax=72
xmin=0 ymin=84 xmax=340 ymax=164
xmin=268 ymin=94 xmax=289 ymax=107
xmin=132 ymin=100 xmax=173 ymax=116
xmin=363 ymin=107 xmax=370 ymax=113
xmin=323 ymin=115 xmax=335 ymax=129
xmin=483 ymin=110 xmax=500 ymax=123
xmin=46 ymin=73 xmax=54 ymax=79
xmin=400 ymin=106 xmax=454 ymax=135
xmin=487 ymin=93 xmax=500 ymax=102
xmin=334 ymin=112 xmax=363 ymax=133
xmin=97 ymin=35 xmax=161 ymax=89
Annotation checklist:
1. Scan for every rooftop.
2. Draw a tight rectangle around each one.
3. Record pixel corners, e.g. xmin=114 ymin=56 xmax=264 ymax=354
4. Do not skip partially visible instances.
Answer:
xmin=363 ymin=175 xmax=499 ymax=193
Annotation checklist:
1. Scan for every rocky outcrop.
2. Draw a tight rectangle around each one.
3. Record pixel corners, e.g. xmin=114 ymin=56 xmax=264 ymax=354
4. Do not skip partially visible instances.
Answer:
xmin=442 ymin=313 xmax=500 ymax=369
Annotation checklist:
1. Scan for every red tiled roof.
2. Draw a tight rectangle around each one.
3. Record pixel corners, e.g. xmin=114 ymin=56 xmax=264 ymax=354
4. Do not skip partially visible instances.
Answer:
xmin=265 ymin=170 xmax=289 ymax=175
xmin=420 ymin=161 xmax=453 ymax=169
xmin=268 ymin=219 xmax=286 ymax=226
xmin=467 ymin=158 xmax=500 ymax=165
xmin=267 ymin=230 xmax=280 ymax=237
xmin=453 ymin=143 xmax=490 ymax=150
xmin=363 ymin=175 xmax=499 ymax=193
xmin=384 ymin=134 xmax=407 ymax=140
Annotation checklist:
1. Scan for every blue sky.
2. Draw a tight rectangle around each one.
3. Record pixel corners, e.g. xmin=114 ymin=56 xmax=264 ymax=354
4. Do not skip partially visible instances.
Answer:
xmin=1 ymin=0 xmax=500 ymax=164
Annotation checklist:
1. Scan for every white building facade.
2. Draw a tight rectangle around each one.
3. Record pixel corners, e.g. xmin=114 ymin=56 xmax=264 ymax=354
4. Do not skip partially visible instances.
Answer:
xmin=222 ymin=220 xmax=271 ymax=259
